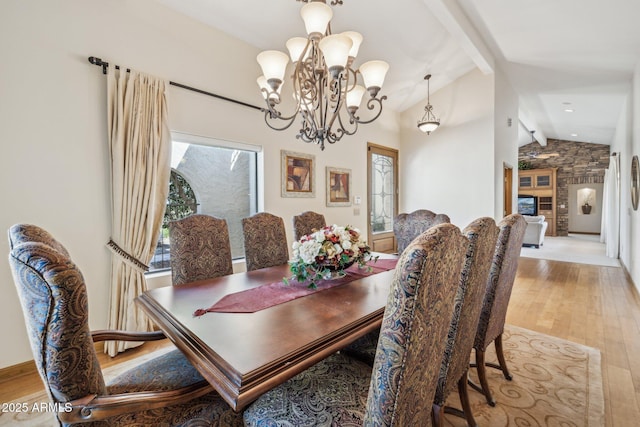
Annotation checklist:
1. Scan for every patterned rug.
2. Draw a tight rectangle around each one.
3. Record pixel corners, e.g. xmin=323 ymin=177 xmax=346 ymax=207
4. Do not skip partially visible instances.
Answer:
xmin=0 ymin=325 xmax=603 ymax=426
xmin=0 ymin=345 xmax=176 ymax=427
xmin=444 ymin=325 xmax=604 ymax=427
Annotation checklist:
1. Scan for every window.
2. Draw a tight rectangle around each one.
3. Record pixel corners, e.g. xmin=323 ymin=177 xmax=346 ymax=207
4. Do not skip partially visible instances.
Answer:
xmin=149 ymin=133 xmax=260 ymax=272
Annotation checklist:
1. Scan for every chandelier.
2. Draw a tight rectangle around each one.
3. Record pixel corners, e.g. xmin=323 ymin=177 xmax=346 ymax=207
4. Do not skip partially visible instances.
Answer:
xmin=256 ymin=0 xmax=389 ymax=150
xmin=417 ymin=74 xmax=440 ymax=134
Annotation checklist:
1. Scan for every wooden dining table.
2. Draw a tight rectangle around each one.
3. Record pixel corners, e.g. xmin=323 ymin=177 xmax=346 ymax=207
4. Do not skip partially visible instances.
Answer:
xmin=135 ymin=254 xmax=397 ymax=412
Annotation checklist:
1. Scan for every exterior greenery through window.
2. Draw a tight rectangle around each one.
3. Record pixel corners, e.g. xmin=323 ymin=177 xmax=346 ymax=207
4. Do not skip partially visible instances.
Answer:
xmin=151 ymin=171 xmax=198 ymax=270
xmin=149 ymin=137 xmax=259 ymax=272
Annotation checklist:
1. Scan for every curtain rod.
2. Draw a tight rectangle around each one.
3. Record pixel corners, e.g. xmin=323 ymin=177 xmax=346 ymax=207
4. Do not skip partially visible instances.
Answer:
xmin=88 ymin=56 xmax=262 ymax=112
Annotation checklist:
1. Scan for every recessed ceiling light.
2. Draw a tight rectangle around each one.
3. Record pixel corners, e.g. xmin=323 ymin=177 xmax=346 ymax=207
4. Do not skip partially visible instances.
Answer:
xmin=564 ymin=108 xmax=574 ymax=113
xmin=571 ymin=133 xmax=578 ymax=137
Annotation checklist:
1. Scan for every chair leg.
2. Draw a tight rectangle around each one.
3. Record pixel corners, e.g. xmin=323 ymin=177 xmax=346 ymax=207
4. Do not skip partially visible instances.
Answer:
xmin=470 ymin=348 xmax=496 ymax=406
xmin=494 ymin=334 xmax=512 ymax=380
xmin=457 ymin=371 xmax=478 ymax=427
xmin=484 ymin=335 xmax=513 ymax=381
xmin=432 ymin=403 xmax=444 ymax=427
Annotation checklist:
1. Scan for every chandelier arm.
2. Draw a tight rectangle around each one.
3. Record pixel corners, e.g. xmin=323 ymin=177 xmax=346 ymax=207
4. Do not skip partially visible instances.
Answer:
xmin=324 ymin=76 xmax=346 ymax=133
xmin=353 ymin=95 xmax=386 ymax=125
xmin=263 ymin=109 xmax=298 ymax=132
xmin=336 ymin=110 xmax=358 ymax=136
xmin=296 ymin=0 xmax=343 ymax=4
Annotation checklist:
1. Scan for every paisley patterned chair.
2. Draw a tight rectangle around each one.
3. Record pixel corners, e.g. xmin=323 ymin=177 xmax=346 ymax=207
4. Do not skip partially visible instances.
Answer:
xmin=8 ymin=224 xmax=242 ymax=426
xmin=394 ymin=209 xmax=450 ymax=254
xmin=169 ymin=214 xmax=233 ymax=285
xmin=292 ymin=211 xmax=326 ymax=241
xmin=342 ymin=209 xmax=451 ymax=364
xmin=9 ymin=223 xmax=71 ymax=256
xmin=242 ymin=212 xmax=289 ymax=271
xmin=433 ymin=217 xmax=499 ymax=427
xmin=243 ymin=223 xmax=468 ymax=427
xmin=471 ymin=213 xmax=527 ymax=406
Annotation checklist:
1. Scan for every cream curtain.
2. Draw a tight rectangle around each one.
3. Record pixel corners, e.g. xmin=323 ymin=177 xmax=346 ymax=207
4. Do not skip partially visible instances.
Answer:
xmin=105 ymin=69 xmax=171 ymax=356
xmin=600 ymin=153 xmax=620 ymax=258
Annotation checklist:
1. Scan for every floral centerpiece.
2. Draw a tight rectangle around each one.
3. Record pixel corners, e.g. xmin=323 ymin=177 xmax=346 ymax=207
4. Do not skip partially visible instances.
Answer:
xmin=286 ymin=224 xmax=377 ymax=288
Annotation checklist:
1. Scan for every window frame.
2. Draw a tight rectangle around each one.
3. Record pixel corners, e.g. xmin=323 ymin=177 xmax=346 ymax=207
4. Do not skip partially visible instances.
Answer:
xmin=146 ymin=132 xmax=263 ymax=275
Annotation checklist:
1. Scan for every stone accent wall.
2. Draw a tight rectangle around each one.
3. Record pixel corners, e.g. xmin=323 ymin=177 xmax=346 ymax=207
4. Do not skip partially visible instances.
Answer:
xmin=518 ymin=138 xmax=610 ymax=236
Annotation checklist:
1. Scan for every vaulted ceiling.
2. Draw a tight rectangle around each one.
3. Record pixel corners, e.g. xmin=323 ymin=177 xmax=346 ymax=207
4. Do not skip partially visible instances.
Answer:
xmin=155 ymin=0 xmax=640 ymax=147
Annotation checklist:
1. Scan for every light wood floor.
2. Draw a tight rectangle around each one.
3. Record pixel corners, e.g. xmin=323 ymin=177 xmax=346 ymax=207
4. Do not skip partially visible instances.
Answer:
xmin=507 ymin=257 xmax=640 ymax=427
xmin=1 ymin=257 xmax=638 ymax=426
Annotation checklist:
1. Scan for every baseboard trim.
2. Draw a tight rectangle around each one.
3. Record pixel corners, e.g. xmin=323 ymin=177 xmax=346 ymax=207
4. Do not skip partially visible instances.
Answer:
xmin=0 ymin=342 xmax=105 ymax=383
xmin=0 ymin=359 xmax=36 ymax=383
xmin=567 ymin=231 xmax=600 ymax=235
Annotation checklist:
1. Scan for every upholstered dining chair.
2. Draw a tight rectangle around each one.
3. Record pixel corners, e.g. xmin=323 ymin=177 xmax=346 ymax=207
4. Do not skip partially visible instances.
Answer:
xmin=470 ymin=213 xmax=527 ymax=406
xmin=433 ymin=217 xmax=499 ymax=427
xmin=292 ymin=210 xmax=326 ymax=241
xmin=8 ymin=224 xmax=243 ymax=426
xmin=394 ymin=209 xmax=450 ymax=254
xmin=242 ymin=212 xmax=289 ymax=271
xmin=341 ymin=209 xmax=451 ymax=364
xmin=169 ymin=214 xmax=233 ymax=285
xmin=243 ymin=223 xmax=468 ymax=427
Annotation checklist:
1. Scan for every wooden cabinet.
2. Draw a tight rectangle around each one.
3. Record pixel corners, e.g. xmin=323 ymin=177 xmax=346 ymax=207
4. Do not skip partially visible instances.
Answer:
xmin=518 ymin=169 xmax=555 ymax=190
xmin=518 ymin=168 xmax=557 ymax=236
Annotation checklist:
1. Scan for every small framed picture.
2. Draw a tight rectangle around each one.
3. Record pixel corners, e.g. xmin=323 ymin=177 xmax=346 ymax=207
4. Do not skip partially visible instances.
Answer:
xmin=326 ymin=167 xmax=352 ymax=207
xmin=281 ymin=150 xmax=315 ymax=198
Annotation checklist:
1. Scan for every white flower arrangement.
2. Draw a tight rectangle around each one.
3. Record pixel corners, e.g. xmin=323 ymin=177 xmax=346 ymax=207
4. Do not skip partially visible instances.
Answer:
xmin=286 ymin=224 xmax=376 ymax=288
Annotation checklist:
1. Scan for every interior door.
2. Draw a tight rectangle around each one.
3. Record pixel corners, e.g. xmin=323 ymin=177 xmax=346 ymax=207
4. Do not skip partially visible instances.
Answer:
xmin=504 ymin=164 xmax=513 ymax=216
xmin=367 ymin=143 xmax=398 ymax=253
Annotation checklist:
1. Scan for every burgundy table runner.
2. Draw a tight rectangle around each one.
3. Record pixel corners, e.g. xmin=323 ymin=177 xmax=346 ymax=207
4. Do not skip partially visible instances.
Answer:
xmin=193 ymin=258 xmax=398 ymax=316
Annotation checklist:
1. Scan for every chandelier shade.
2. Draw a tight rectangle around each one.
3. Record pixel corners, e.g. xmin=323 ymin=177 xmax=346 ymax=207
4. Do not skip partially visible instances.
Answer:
xmin=300 ymin=2 xmax=332 ymax=37
xmin=417 ymin=74 xmax=440 ymax=135
xmin=256 ymin=0 xmax=389 ymax=150
xmin=256 ymin=51 xmax=289 ymax=87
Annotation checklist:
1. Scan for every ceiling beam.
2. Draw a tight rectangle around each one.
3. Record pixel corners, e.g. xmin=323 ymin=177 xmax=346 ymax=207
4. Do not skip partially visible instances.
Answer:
xmin=518 ymin=108 xmax=548 ymax=147
xmin=422 ymin=0 xmax=495 ymax=74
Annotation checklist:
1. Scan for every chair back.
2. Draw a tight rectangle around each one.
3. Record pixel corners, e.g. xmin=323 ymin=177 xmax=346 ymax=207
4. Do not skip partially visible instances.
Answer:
xmin=393 ymin=209 xmax=450 ymax=254
xmin=435 ymin=217 xmax=499 ymax=404
xmin=8 ymin=225 xmax=106 ymax=411
xmin=169 ymin=214 xmax=233 ymax=285
xmin=8 ymin=223 xmax=70 ymax=256
xmin=475 ymin=213 xmax=527 ymax=351
xmin=364 ymin=223 xmax=467 ymax=426
xmin=292 ymin=211 xmax=326 ymax=241
xmin=242 ymin=212 xmax=289 ymax=271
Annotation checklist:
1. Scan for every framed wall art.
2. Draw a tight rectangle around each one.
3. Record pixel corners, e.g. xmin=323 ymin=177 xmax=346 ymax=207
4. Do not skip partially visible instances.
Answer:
xmin=281 ymin=150 xmax=315 ymax=198
xmin=326 ymin=166 xmax=352 ymax=207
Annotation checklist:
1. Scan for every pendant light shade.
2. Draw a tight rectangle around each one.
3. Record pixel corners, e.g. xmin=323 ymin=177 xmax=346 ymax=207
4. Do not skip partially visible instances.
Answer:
xmin=417 ymin=74 xmax=440 ymax=134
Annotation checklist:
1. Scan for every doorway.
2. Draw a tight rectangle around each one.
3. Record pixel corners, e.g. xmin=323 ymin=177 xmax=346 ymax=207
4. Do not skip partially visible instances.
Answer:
xmin=367 ymin=143 xmax=398 ymax=253
xmin=503 ymin=164 xmax=513 ymax=217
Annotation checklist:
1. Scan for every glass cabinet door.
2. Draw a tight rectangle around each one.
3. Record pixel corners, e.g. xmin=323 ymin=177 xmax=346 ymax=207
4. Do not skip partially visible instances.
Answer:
xmin=535 ymin=174 xmax=551 ymax=188
xmin=519 ymin=175 xmax=533 ymax=188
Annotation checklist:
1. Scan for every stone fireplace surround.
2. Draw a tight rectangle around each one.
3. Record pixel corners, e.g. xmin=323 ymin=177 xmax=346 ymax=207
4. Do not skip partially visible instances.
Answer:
xmin=518 ymin=138 xmax=610 ymax=236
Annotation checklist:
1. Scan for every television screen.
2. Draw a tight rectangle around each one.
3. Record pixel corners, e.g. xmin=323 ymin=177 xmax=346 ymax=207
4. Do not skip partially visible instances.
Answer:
xmin=517 ymin=195 xmax=537 ymax=216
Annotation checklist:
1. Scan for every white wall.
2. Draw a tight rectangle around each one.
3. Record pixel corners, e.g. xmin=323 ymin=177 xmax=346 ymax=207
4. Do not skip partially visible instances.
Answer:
xmin=493 ymin=66 xmax=520 ymax=218
xmin=0 ymin=0 xmax=399 ymax=368
xmin=628 ymin=62 xmax=640 ymax=290
xmin=608 ymin=63 xmax=637 ymax=292
xmin=398 ymin=69 xmax=496 ymax=229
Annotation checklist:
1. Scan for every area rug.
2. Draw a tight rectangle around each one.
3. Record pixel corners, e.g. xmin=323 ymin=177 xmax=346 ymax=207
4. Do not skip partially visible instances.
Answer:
xmin=0 ymin=326 xmax=604 ymax=427
xmin=444 ymin=325 xmax=604 ymax=426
